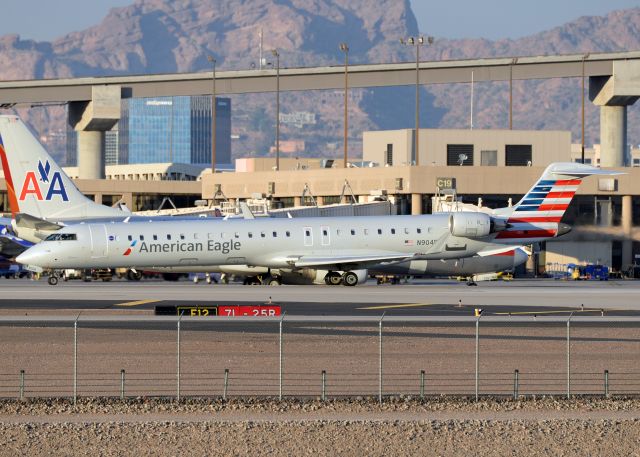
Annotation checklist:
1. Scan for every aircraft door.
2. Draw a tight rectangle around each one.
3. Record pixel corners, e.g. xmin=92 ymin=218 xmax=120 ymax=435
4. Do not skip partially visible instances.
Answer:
xmin=89 ymin=224 xmax=108 ymax=258
xmin=320 ymin=226 xmax=330 ymax=246
xmin=303 ymin=226 xmax=313 ymax=247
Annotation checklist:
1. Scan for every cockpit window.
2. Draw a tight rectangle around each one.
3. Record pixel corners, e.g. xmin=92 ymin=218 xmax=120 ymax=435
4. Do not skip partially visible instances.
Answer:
xmin=45 ymin=233 xmax=77 ymax=241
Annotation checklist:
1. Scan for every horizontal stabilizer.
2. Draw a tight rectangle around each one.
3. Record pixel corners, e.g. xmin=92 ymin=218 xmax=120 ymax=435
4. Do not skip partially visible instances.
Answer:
xmin=549 ymin=162 xmax=626 ymax=177
xmin=15 ymin=213 xmax=63 ymax=231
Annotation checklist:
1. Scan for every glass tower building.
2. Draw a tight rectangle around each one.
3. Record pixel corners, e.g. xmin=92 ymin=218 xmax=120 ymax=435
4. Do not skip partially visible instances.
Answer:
xmin=118 ymin=96 xmax=231 ymax=166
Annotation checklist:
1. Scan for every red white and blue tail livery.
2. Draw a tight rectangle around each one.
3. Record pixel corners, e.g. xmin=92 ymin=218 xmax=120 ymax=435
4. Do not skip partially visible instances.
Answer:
xmin=492 ymin=162 xmax=623 ymax=244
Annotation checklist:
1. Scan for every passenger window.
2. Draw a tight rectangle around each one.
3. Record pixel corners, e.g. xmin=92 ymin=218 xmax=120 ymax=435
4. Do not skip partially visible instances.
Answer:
xmin=305 ymin=230 xmax=311 ymax=237
xmin=350 ymin=229 xmax=356 ymax=235
xmin=286 ymin=231 xmax=291 ymax=237
xmin=364 ymin=229 xmax=369 ymax=235
xmin=273 ymin=231 xmax=277 ymax=237
xmin=322 ymin=229 xmax=328 ymax=236
xmin=248 ymin=232 xmax=253 ymax=238
xmin=337 ymin=229 xmax=342 ymax=236
xmin=153 ymin=235 xmax=158 ymax=241
xmin=167 ymin=234 xmax=172 ymax=240
xmin=417 ymin=228 xmax=422 ymax=234
xmin=261 ymin=232 xmax=266 ymax=238
xmin=140 ymin=235 xmax=144 ymax=241
xmin=404 ymin=228 xmax=409 ymax=234
xmin=377 ymin=229 xmax=382 ymax=235
xmin=235 ymin=232 xmax=240 ymax=239
xmin=180 ymin=234 xmax=185 ymax=240
xmin=391 ymin=229 xmax=396 ymax=235
xmin=207 ymin=233 xmax=215 ymax=239
xmin=128 ymin=235 xmax=132 ymax=241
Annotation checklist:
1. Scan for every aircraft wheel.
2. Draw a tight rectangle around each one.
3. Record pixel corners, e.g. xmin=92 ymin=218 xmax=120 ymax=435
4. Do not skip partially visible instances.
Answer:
xmin=48 ymin=276 xmax=58 ymax=286
xmin=342 ymin=272 xmax=358 ymax=287
xmin=267 ymin=276 xmax=282 ymax=286
xmin=329 ymin=274 xmax=342 ymax=286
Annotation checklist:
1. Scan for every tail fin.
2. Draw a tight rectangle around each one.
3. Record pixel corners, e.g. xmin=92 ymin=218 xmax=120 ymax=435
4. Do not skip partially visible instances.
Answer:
xmin=493 ymin=162 xmax=623 ymax=243
xmin=0 ymin=115 xmax=125 ymax=220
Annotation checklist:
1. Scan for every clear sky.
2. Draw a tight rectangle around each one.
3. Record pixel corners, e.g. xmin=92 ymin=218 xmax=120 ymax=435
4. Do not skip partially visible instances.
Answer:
xmin=1 ymin=0 xmax=639 ymax=42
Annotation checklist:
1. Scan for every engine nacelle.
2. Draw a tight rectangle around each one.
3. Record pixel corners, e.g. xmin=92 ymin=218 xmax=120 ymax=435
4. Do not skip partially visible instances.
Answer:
xmin=448 ymin=212 xmax=492 ymax=238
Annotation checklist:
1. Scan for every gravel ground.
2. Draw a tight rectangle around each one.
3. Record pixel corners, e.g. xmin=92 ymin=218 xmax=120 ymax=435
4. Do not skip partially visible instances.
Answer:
xmin=0 ymin=398 xmax=639 ymax=456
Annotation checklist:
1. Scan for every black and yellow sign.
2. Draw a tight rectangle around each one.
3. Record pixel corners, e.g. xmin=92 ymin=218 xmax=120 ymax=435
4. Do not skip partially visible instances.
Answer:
xmin=436 ymin=177 xmax=456 ymax=189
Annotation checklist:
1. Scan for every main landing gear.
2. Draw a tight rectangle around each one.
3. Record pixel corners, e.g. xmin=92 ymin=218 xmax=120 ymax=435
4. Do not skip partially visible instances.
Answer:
xmin=243 ymin=274 xmax=283 ymax=286
xmin=324 ymin=271 xmax=359 ymax=286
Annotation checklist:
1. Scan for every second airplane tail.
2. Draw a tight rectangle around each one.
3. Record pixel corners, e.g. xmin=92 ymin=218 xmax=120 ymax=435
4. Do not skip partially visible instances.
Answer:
xmin=493 ymin=162 xmax=622 ymax=243
xmin=0 ymin=115 xmax=126 ymax=220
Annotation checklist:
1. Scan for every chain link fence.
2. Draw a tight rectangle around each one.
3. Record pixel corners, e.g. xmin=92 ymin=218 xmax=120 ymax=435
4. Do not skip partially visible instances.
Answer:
xmin=1 ymin=315 xmax=639 ymax=401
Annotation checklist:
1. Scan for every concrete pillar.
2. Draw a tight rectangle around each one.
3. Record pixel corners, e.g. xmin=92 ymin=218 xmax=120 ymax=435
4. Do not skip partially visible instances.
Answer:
xmin=411 ymin=193 xmax=422 ymax=215
xmin=316 ymin=196 xmax=324 ymax=206
xmin=600 ymin=106 xmax=627 ymax=167
xmin=93 ymin=193 xmax=103 ymax=205
xmin=294 ymin=196 xmax=302 ymax=207
xmin=78 ymin=131 xmax=105 ymax=179
xmin=123 ymin=193 xmax=134 ymax=211
xmin=622 ymin=195 xmax=633 ymax=268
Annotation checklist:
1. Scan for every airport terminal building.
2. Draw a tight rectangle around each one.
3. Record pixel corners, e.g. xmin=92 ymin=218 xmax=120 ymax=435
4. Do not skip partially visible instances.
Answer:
xmin=1 ymin=126 xmax=639 ymax=275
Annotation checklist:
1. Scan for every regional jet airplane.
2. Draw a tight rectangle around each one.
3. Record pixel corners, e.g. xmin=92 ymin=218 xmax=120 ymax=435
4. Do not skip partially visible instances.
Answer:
xmin=16 ymin=162 xmax=618 ymax=285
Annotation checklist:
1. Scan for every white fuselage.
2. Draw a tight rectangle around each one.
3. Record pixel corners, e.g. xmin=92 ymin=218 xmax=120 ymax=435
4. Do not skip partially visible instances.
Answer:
xmin=17 ymin=214 xmax=498 ymax=270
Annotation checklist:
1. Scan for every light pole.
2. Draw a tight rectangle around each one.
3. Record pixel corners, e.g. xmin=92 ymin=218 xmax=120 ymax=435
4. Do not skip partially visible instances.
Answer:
xmin=207 ymin=55 xmax=217 ymax=173
xmin=339 ymin=42 xmax=349 ymax=168
xmin=401 ymin=36 xmax=433 ymax=166
xmin=272 ymin=49 xmax=280 ymax=171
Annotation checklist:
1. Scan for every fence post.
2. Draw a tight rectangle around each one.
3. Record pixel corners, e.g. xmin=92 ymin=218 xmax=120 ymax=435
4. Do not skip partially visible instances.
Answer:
xmin=604 ymin=370 xmax=609 ymax=397
xmin=279 ymin=313 xmax=285 ymax=401
xmin=420 ymin=370 xmax=425 ymax=399
xmin=321 ymin=370 xmax=326 ymax=401
xmin=223 ymin=369 xmax=229 ymax=401
xmin=475 ymin=317 xmax=479 ymax=401
xmin=379 ymin=313 xmax=385 ymax=404
xmin=19 ymin=370 xmax=24 ymax=400
xmin=177 ymin=315 xmax=182 ymax=402
xmin=513 ymin=369 xmax=519 ymax=400
xmin=73 ymin=315 xmax=79 ymax=404
xmin=566 ymin=313 xmax=573 ymax=400
xmin=120 ymin=369 xmax=125 ymax=400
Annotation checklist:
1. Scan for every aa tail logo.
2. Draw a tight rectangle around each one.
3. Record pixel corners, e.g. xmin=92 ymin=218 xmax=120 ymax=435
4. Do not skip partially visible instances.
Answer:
xmin=19 ymin=160 xmax=69 ymax=202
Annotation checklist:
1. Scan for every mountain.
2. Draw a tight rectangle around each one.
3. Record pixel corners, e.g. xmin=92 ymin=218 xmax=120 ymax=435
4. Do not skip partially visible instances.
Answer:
xmin=0 ymin=1 xmax=638 ymax=164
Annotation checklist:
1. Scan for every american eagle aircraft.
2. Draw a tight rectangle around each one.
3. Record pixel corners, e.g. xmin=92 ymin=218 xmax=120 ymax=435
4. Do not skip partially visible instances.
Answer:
xmin=0 ymin=114 xmax=529 ymax=284
xmin=16 ymin=162 xmax=618 ymax=285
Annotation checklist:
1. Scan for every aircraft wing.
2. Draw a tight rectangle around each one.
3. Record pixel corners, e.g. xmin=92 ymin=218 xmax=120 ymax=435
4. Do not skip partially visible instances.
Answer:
xmin=475 ymin=245 xmax=524 ymax=257
xmin=292 ymin=252 xmax=414 ymax=268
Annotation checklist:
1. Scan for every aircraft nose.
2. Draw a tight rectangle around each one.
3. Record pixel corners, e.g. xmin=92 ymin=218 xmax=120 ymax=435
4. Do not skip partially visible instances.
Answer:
xmin=16 ymin=246 xmax=48 ymax=267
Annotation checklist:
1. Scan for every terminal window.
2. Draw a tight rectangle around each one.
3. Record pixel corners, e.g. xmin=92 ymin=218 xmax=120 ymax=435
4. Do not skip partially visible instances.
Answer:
xmin=447 ymin=145 xmax=473 ymax=166
xmin=386 ymin=144 xmax=393 ymax=166
xmin=505 ymin=145 xmax=532 ymax=166
xmin=481 ymin=150 xmax=497 ymax=166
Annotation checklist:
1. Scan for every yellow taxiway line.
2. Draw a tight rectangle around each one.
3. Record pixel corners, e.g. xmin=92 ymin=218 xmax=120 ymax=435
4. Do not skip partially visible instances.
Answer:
xmin=494 ymin=309 xmax=605 ymax=316
xmin=357 ymin=303 xmax=434 ymax=310
xmin=115 ymin=299 xmax=160 ymax=307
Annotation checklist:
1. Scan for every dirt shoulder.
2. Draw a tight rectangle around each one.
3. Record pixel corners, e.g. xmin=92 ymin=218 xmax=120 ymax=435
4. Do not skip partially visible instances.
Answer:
xmin=0 ymin=398 xmax=639 ymax=456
